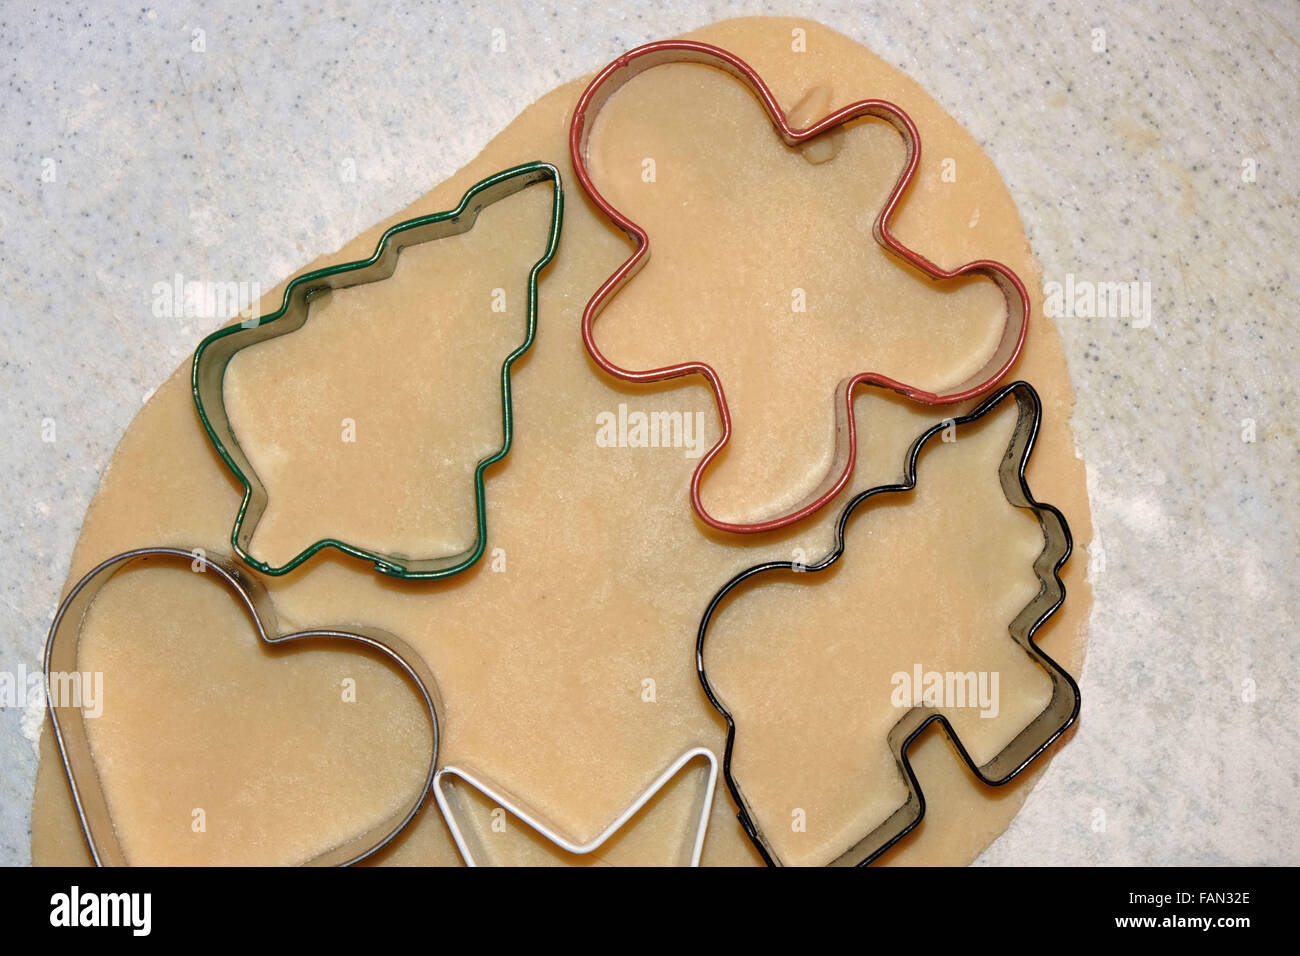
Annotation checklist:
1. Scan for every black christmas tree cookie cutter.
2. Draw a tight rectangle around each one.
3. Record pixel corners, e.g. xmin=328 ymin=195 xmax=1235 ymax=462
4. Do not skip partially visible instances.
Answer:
xmin=695 ymin=381 xmax=1081 ymax=866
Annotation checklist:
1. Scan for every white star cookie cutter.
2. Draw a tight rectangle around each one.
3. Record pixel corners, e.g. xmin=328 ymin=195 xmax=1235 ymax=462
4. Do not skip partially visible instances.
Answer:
xmin=434 ymin=747 xmax=718 ymax=866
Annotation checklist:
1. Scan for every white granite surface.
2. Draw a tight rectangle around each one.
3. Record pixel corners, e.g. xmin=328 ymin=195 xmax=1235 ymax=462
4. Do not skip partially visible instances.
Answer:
xmin=1 ymin=0 xmax=1296 ymax=866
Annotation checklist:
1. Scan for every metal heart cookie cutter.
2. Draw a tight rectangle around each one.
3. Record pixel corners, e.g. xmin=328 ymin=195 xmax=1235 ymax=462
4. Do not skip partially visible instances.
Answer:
xmin=434 ymin=746 xmax=718 ymax=866
xmin=569 ymin=40 xmax=1031 ymax=534
xmin=695 ymin=382 xmax=1079 ymax=866
xmin=192 ymin=161 xmax=563 ymax=579
xmin=44 ymin=547 xmax=442 ymax=866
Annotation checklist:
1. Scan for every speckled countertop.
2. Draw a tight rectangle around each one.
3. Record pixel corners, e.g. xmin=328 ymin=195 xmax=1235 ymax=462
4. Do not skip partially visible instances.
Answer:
xmin=1 ymin=0 xmax=1296 ymax=866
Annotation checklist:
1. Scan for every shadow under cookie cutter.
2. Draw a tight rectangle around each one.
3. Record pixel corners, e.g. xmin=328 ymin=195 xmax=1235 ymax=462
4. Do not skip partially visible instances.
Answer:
xmin=434 ymin=746 xmax=718 ymax=866
xmin=695 ymin=381 xmax=1079 ymax=866
xmin=192 ymin=161 xmax=563 ymax=579
xmin=44 ymin=546 xmax=442 ymax=866
xmin=569 ymin=40 xmax=1031 ymax=534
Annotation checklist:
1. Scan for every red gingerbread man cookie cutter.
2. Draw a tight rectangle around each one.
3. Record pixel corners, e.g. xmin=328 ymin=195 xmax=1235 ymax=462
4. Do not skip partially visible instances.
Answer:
xmin=569 ymin=40 xmax=1031 ymax=534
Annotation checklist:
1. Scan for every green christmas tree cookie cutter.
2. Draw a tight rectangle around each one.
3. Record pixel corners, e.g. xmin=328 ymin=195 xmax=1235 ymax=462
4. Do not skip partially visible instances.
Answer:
xmin=192 ymin=161 xmax=563 ymax=580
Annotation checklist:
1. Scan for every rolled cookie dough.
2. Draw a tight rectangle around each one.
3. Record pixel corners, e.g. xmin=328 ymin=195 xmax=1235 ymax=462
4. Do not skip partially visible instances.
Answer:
xmin=32 ymin=16 xmax=1090 ymax=866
